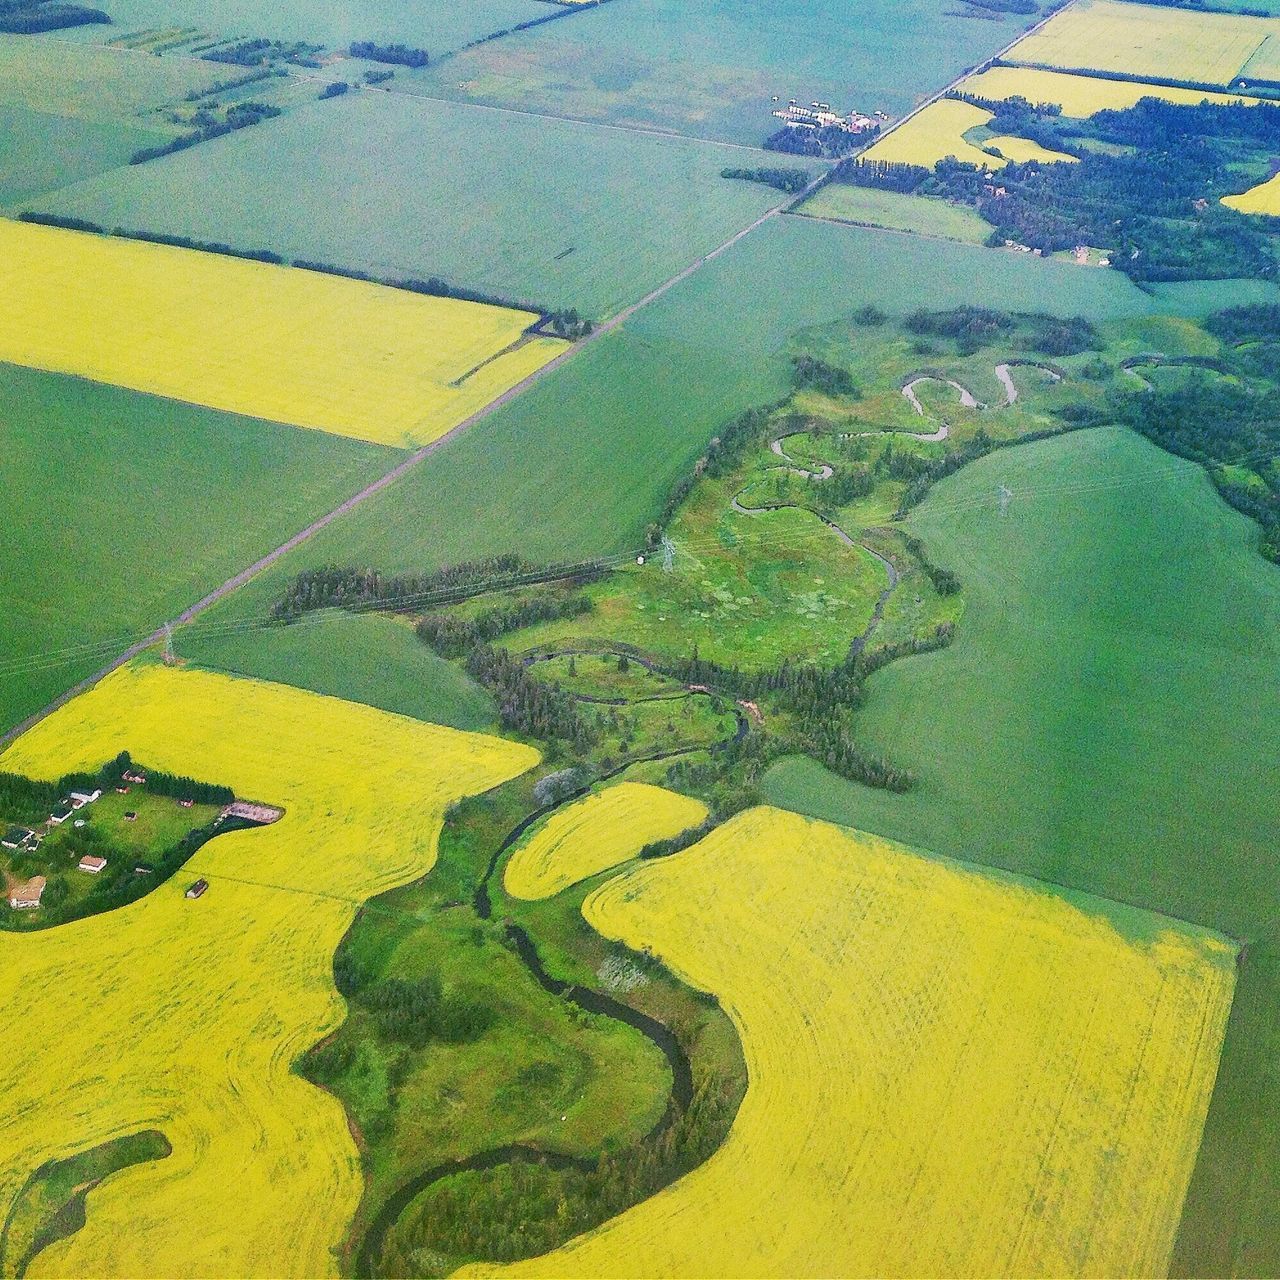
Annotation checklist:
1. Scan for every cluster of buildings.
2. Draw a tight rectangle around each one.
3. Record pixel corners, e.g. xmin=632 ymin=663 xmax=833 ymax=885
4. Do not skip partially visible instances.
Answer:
xmin=770 ymin=98 xmax=888 ymax=134
xmin=3 ymin=787 xmax=107 ymax=911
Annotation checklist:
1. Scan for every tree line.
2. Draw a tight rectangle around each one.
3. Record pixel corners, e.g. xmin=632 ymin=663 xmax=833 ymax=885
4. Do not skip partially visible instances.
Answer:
xmin=349 ymin=40 xmax=428 ymax=67
xmin=0 ymin=0 xmax=106 ymax=32
xmin=720 ymin=166 xmax=811 ymax=194
xmin=130 ymin=101 xmax=281 ymax=165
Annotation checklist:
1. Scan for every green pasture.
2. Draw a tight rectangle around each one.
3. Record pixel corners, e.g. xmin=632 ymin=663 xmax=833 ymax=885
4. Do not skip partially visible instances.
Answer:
xmin=50 ymin=0 xmax=545 ymax=52
xmin=0 ymin=36 xmax=221 ymax=123
xmin=796 ymin=185 xmax=993 ymax=244
xmin=36 ymin=90 xmax=788 ymax=317
xmin=181 ymin=612 xmax=497 ymax=732
xmin=0 ymin=104 xmax=169 ymax=206
xmin=0 ymin=363 xmax=396 ymax=737
xmin=404 ymin=0 xmax=1037 ymax=145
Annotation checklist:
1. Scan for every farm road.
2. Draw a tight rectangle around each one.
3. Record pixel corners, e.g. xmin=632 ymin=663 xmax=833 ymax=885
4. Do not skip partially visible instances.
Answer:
xmin=0 ymin=2 xmax=1076 ymax=750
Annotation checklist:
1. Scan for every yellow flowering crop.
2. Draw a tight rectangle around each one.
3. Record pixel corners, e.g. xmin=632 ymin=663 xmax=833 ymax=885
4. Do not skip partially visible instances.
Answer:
xmin=960 ymin=65 xmax=1265 ymax=118
xmin=0 ymin=663 xmax=537 ymax=1278
xmin=862 ymin=99 xmax=995 ymax=169
xmin=0 ymin=219 xmax=565 ymax=448
xmin=983 ymin=135 xmax=1078 ymax=165
xmin=1223 ymin=172 xmax=1280 ymax=214
xmin=504 ymin=782 xmax=708 ymax=900
xmin=477 ymin=807 xmax=1236 ymax=1278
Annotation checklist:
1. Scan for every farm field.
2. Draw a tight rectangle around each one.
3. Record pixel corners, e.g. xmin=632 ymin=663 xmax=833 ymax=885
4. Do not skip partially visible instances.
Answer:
xmin=958 ymin=65 xmax=1267 ymax=117
xmin=0 ymin=104 xmax=169 ymax=205
xmin=0 ymin=663 xmax=537 ymax=1278
xmin=505 ymin=783 xmax=709 ymax=900
xmin=178 ymin=611 xmax=498 ymax=732
xmin=472 ymin=807 xmax=1235 ymax=1278
xmin=983 ymin=133 xmax=1078 ymax=164
xmin=1223 ymin=170 xmax=1280 ymax=213
xmin=795 ymin=185 xmax=992 ymax=243
xmin=0 ymin=219 xmax=562 ymax=446
xmin=35 ymin=90 xmax=791 ymax=319
xmin=50 ymin=0 xmax=546 ymax=52
xmin=403 ymin=0 xmax=1036 ymax=145
xmin=1004 ymin=0 xmax=1276 ymax=86
xmin=0 ymin=36 xmax=222 ymax=122
xmin=860 ymin=98 xmax=995 ymax=168
xmin=0 ymin=363 xmax=396 ymax=737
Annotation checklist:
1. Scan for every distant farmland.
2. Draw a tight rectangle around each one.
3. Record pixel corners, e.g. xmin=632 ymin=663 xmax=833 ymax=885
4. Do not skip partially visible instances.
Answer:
xmin=0 ymin=219 xmax=563 ymax=446
xmin=401 ymin=0 xmax=1037 ymax=146
xmin=474 ymin=807 xmax=1235 ymax=1277
xmin=1005 ymin=0 xmax=1277 ymax=86
xmin=35 ymin=90 xmax=792 ymax=319
xmin=0 ymin=663 xmax=536 ymax=1278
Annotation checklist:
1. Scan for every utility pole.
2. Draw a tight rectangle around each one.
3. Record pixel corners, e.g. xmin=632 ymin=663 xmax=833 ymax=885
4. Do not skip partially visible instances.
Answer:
xmin=998 ymin=484 xmax=1013 ymax=517
xmin=661 ymin=535 xmax=676 ymax=573
xmin=162 ymin=621 xmax=175 ymax=665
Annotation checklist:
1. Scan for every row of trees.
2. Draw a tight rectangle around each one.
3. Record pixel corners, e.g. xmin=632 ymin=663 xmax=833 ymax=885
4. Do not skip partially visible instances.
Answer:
xmin=349 ymin=40 xmax=428 ymax=67
xmin=416 ymin=595 xmax=592 ymax=659
xmin=0 ymin=0 xmax=106 ymax=32
xmin=720 ymin=166 xmax=811 ymax=194
xmin=130 ymin=101 xmax=280 ymax=164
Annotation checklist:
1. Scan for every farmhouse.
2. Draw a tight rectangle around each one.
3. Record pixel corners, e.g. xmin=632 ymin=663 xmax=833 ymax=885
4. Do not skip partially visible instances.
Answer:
xmin=2 ymin=825 xmax=34 ymax=850
xmin=8 ymin=876 xmax=45 ymax=910
xmin=69 ymin=788 xmax=101 ymax=807
xmin=48 ymin=803 xmax=74 ymax=825
xmin=78 ymin=855 xmax=107 ymax=874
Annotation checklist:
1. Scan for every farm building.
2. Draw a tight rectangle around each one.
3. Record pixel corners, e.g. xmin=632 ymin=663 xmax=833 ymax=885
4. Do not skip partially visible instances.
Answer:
xmin=48 ymin=804 xmax=74 ymax=825
xmin=7 ymin=876 xmax=45 ymax=910
xmin=2 ymin=826 xmax=34 ymax=850
xmin=69 ymin=788 xmax=101 ymax=807
xmin=78 ymin=855 xmax=107 ymax=874
xmin=185 ymin=878 xmax=208 ymax=899
xmin=223 ymin=801 xmax=283 ymax=825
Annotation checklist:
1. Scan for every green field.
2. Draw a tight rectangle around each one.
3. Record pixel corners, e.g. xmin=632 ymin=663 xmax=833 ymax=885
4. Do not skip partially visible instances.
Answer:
xmin=0 ymin=104 xmax=169 ymax=205
xmin=797 ymin=184 xmax=994 ymax=244
xmin=35 ymin=89 xmax=790 ymax=317
xmin=399 ymin=0 xmax=1038 ymax=146
xmin=0 ymin=36 xmax=221 ymax=122
xmin=49 ymin=0 xmax=545 ymax=52
xmin=183 ymin=611 xmax=497 ymax=731
xmin=0 ymin=363 xmax=396 ymax=736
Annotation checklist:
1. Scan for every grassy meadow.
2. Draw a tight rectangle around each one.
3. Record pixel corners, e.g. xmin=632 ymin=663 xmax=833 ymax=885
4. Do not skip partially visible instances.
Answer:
xmin=36 ymin=90 xmax=789 ymax=318
xmin=403 ymin=0 xmax=1037 ymax=145
xmin=0 ymin=663 xmax=537 ymax=1278
xmin=470 ymin=808 xmax=1235 ymax=1278
xmin=0 ymin=364 xmax=396 ymax=736
xmin=796 ymin=185 xmax=992 ymax=243
xmin=0 ymin=219 xmax=561 ymax=446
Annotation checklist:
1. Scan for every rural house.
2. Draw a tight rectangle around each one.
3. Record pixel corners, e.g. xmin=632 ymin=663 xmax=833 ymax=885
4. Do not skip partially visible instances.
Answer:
xmin=7 ymin=876 xmax=45 ymax=910
xmin=2 ymin=826 xmax=34 ymax=850
xmin=78 ymin=855 xmax=107 ymax=874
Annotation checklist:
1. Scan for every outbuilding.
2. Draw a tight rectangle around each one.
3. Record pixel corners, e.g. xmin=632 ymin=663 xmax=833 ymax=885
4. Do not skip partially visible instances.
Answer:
xmin=78 ymin=855 xmax=107 ymax=874
xmin=8 ymin=876 xmax=45 ymax=909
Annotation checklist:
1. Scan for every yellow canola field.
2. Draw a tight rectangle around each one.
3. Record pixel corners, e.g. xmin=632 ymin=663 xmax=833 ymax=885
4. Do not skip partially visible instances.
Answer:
xmin=504 ymin=781 xmax=708 ymax=900
xmin=861 ymin=99 xmax=995 ymax=169
xmin=1223 ymin=171 xmax=1280 ymax=213
xmin=0 ymin=663 xmax=537 ymax=1279
xmin=960 ymin=65 xmax=1266 ymax=117
xmin=1006 ymin=0 xmax=1273 ymax=87
xmin=0 ymin=219 xmax=565 ymax=448
xmin=984 ymin=134 xmax=1078 ymax=164
xmin=476 ymin=807 xmax=1237 ymax=1278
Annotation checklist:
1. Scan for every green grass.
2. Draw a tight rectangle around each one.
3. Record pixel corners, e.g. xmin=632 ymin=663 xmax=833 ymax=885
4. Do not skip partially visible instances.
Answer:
xmin=398 ymin=0 xmax=1039 ymax=146
xmin=49 ymin=0 xmax=545 ymax=52
xmin=764 ymin=426 xmax=1280 ymax=935
xmin=36 ymin=89 xmax=791 ymax=317
xmin=0 ymin=363 xmax=396 ymax=736
xmin=0 ymin=104 xmax=169 ymax=206
xmin=797 ymin=185 xmax=993 ymax=244
xmin=180 ymin=612 xmax=497 ymax=731
xmin=0 ymin=36 xmax=222 ymax=123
